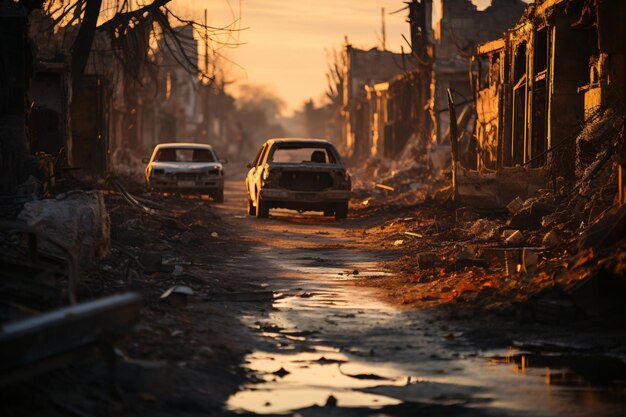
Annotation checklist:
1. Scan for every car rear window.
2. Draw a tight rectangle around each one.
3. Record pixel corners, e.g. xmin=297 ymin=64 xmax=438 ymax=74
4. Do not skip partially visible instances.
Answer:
xmin=269 ymin=147 xmax=336 ymax=164
xmin=155 ymin=148 xmax=215 ymax=162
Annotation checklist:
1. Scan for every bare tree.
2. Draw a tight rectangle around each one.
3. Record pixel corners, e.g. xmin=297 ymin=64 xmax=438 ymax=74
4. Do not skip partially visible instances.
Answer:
xmin=324 ymin=46 xmax=345 ymax=107
xmin=31 ymin=0 xmax=241 ymax=89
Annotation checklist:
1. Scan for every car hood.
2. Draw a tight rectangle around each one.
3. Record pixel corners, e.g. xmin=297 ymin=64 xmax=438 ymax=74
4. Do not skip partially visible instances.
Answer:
xmin=151 ymin=162 xmax=222 ymax=172
xmin=266 ymin=162 xmax=345 ymax=171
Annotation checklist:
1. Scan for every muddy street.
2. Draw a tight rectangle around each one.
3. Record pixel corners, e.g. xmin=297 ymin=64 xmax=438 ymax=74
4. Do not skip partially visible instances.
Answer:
xmin=4 ymin=1 xmax=626 ymax=416
xmin=205 ymin=180 xmax=626 ymax=417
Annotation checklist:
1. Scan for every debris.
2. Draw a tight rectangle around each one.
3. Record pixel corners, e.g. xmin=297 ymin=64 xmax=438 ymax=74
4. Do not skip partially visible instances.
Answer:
xmin=571 ymin=249 xmax=595 ymax=269
xmin=505 ymin=230 xmax=525 ymax=245
xmin=375 ymin=183 xmax=395 ymax=192
xmin=17 ymin=190 xmax=110 ymax=268
xmin=0 ymin=293 xmax=141 ymax=379
xmin=160 ymin=285 xmax=194 ymax=307
xmin=199 ymin=346 xmax=215 ymax=357
xmin=211 ymin=231 xmax=219 ymax=238
xmin=393 ymin=239 xmax=404 ymax=246
xmin=404 ymin=231 xmax=423 ymax=238
xmin=456 ymin=207 xmax=480 ymax=222
xmin=172 ymin=265 xmax=184 ymax=276
xmin=530 ymin=201 xmax=556 ymax=219
xmin=542 ymin=231 xmax=561 ymax=248
xmin=506 ymin=196 xmax=524 ymax=215
xmin=578 ymin=204 xmax=626 ymax=250
xmin=469 ymin=219 xmax=500 ymax=240
xmin=416 ymin=252 xmax=441 ymax=269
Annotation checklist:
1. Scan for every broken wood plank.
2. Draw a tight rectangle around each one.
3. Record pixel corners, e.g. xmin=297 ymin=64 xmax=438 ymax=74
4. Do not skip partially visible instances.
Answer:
xmin=374 ymin=184 xmax=395 ymax=192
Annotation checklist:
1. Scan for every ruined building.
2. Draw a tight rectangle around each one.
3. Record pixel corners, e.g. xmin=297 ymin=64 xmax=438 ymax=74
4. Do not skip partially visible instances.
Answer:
xmin=363 ymin=0 xmax=434 ymax=159
xmin=341 ymin=45 xmax=407 ymax=158
xmin=336 ymin=0 xmax=527 ymax=165
xmin=458 ymin=0 xmax=626 ymax=207
xmin=433 ymin=0 xmax=527 ymax=146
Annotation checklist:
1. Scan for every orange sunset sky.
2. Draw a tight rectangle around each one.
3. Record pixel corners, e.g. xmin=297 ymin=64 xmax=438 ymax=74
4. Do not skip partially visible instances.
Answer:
xmin=176 ymin=1 xmax=529 ymax=113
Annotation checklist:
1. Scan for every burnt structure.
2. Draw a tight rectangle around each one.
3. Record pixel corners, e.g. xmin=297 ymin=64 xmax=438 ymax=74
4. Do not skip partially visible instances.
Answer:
xmin=337 ymin=0 xmax=527 ymax=165
xmin=341 ymin=45 xmax=408 ymax=158
xmin=458 ymin=0 xmax=626 ymax=207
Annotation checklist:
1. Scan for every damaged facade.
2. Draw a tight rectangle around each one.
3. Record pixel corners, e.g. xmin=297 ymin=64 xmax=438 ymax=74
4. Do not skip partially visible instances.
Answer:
xmin=458 ymin=0 xmax=626 ymax=208
xmin=337 ymin=0 xmax=528 ymax=168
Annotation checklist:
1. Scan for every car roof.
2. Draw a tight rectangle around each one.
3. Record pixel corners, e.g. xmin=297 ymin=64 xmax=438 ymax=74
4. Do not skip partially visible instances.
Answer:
xmin=265 ymin=138 xmax=336 ymax=147
xmin=155 ymin=142 xmax=214 ymax=150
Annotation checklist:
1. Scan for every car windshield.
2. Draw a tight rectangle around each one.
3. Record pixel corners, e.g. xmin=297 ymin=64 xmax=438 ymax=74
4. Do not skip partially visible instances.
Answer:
xmin=269 ymin=146 xmax=337 ymax=164
xmin=155 ymin=148 xmax=214 ymax=162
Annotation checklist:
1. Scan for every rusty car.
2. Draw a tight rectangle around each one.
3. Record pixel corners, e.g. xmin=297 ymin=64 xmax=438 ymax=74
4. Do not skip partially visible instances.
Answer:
xmin=245 ymin=138 xmax=351 ymax=220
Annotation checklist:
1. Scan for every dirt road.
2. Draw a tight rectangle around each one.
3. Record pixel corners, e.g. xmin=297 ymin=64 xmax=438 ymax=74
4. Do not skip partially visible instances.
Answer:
xmin=211 ymin=180 xmax=626 ymax=417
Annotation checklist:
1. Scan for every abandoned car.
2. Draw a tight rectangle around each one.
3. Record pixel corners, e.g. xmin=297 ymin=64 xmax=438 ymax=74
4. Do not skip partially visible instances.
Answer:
xmin=144 ymin=143 xmax=225 ymax=202
xmin=246 ymin=138 xmax=351 ymax=220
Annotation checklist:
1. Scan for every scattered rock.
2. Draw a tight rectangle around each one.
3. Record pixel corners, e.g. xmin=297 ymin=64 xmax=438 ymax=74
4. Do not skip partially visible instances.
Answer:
xmin=416 ymin=252 xmax=441 ymax=269
xmin=506 ymin=196 xmax=524 ymax=215
xmin=469 ymin=219 xmax=500 ymax=240
xmin=542 ymin=230 xmax=561 ymax=247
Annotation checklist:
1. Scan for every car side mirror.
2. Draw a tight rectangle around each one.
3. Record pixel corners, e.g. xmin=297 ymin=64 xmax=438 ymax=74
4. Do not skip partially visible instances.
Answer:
xmin=246 ymin=162 xmax=254 ymax=169
xmin=142 ymin=157 xmax=150 ymax=164
xmin=220 ymin=158 xmax=229 ymax=164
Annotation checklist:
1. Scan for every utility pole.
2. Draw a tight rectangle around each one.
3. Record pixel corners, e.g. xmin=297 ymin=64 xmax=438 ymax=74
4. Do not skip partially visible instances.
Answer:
xmin=204 ymin=8 xmax=210 ymax=140
xmin=204 ymin=8 xmax=209 ymax=75
xmin=381 ymin=7 xmax=386 ymax=51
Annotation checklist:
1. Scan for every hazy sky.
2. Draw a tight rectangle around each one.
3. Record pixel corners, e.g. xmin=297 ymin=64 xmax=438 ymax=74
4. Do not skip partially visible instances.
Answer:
xmin=179 ymin=1 xmax=520 ymax=113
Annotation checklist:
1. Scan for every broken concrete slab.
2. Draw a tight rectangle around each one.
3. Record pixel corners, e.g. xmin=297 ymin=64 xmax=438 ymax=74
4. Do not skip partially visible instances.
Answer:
xmin=18 ymin=190 xmax=110 ymax=268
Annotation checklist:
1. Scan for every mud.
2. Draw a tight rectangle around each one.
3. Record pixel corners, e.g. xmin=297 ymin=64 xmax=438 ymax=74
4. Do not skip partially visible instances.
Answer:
xmin=211 ymin=180 xmax=626 ymax=417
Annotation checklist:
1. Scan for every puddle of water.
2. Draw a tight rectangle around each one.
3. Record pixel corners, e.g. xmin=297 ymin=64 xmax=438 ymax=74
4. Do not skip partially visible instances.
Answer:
xmin=227 ymin=350 xmax=408 ymax=414
xmin=488 ymin=350 xmax=626 ymax=389
xmin=228 ymin=237 xmax=626 ymax=416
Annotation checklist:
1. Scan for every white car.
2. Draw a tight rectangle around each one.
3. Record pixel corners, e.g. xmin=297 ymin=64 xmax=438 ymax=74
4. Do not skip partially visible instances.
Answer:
xmin=144 ymin=143 xmax=226 ymax=202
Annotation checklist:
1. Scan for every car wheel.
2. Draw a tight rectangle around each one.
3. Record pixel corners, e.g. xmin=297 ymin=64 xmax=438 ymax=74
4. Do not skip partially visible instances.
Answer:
xmin=256 ymin=190 xmax=269 ymax=218
xmin=334 ymin=202 xmax=348 ymax=220
xmin=213 ymin=188 xmax=224 ymax=203
xmin=247 ymin=194 xmax=256 ymax=216
xmin=323 ymin=207 xmax=334 ymax=217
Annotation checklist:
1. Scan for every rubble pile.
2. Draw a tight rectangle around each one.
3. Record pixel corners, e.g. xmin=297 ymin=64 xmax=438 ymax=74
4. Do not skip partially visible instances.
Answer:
xmin=359 ymin=114 xmax=626 ymax=324
xmin=350 ymin=136 xmax=449 ymax=217
xmin=17 ymin=190 xmax=111 ymax=268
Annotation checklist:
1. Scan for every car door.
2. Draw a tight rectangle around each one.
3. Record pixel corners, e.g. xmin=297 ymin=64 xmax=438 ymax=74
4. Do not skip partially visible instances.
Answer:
xmin=145 ymin=147 xmax=158 ymax=183
xmin=247 ymin=144 xmax=267 ymax=202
